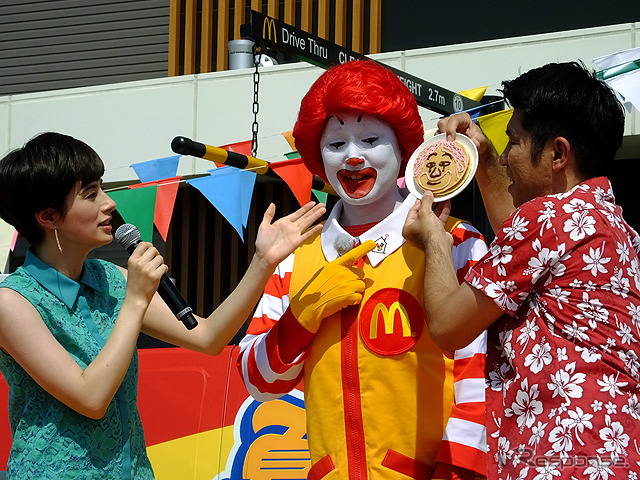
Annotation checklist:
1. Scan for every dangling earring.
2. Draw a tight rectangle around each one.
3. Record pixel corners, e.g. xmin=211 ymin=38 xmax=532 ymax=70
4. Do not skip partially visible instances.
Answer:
xmin=54 ymin=226 xmax=63 ymax=254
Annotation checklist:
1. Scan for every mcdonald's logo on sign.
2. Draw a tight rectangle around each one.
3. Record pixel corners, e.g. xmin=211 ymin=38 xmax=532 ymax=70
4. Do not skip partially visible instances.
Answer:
xmin=263 ymin=17 xmax=277 ymax=43
xmin=359 ymin=288 xmax=424 ymax=356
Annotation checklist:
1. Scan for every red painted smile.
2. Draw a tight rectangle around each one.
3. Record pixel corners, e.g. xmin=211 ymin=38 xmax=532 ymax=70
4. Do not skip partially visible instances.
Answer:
xmin=337 ymin=168 xmax=377 ymax=199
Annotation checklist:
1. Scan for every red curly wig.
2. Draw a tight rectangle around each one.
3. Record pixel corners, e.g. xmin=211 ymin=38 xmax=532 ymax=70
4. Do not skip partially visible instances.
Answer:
xmin=293 ymin=60 xmax=424 ymax=181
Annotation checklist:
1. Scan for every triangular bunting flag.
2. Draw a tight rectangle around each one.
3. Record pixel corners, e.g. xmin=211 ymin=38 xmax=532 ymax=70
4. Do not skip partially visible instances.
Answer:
xmin=464 ymin=99 xmax=505 ymax=121
xmin=477 ymin=109 xmax=514 ymax=155
xmin=0 ymin=218 xmax=15 ymax=274
xmin=270 ymin=157 xmax=314 ymax=207
xmin=281 ymin=131 xmax=297 ymax=151
xmin=186 ymin=167 xmax=256 ymax=241
xmin=220 ymin=140 xmax=253 ymax=156
xmin=130 ymin=177 xmax=181 ymax=241
xmin=235 ymin=170 xmax=256 ymax=231
xmin=108 ymin=186 xmax=157 ymax=242
xmin=458 ymin=86 xmax=487 ymax=102
xmin=286 ymin=148 xmax=329 ymax=204
xmin=312 ymin=189 xmax=329 ymax=204
xmin=217 ymin=140 xmax=254 ymax=168
xmin=131 ymin=155 xmax=180 ymax=183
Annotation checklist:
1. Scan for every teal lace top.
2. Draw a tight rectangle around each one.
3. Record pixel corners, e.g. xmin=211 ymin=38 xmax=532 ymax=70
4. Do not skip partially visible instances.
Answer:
xmin=0 ymin=250 xmax=154 ymax=479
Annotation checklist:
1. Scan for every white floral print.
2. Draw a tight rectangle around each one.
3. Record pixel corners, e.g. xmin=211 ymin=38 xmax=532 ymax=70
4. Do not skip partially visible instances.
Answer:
xmin=524 ymin=341 xmax=552 ymax=373
xmin=597 ymin=373 xmax=628 ymax=398
xmin=504 ymin=214 xmax=530 ymax=241
xmin=547 ymin=362 xmax=586 ymax=401
xmin=583 ymin=456 xmax=615 ymax=480
xmin=467 ymin=178 xmax=640 ymax=479
xmin=610 ymin=267 xmax=631 ymax=298
xmin=509 ymin=379 xmax=544 ymax=429
xmin=597 ymin=415 xmax=630 ymax=458
xmin=564 ymin=210 xmax=596 ymax=241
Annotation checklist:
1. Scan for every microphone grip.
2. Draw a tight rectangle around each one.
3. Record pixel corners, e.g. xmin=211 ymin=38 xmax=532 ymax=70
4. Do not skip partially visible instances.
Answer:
xmin=157 ymin=276 xmax=199 ymax=330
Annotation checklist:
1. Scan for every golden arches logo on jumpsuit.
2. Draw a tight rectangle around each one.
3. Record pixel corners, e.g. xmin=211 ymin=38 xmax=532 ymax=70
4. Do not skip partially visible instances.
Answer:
xmin=263 ymin=17 xmax=277 ymax=43
xmin=359 ymin=288 xmax=424 ymax=355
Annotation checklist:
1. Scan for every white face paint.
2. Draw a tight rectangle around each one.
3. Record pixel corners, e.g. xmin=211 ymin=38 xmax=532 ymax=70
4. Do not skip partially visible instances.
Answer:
xmin=320 ymin=112 xmax=402 ymax=207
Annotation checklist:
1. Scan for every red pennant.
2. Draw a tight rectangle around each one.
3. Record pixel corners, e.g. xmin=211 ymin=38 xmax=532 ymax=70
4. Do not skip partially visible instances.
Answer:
xmin=269 ymin=158 xmax=313 ymax=207
xmin=217 ymin=140 xmax=253 ymax=168
xmin=220 ymin=140 xmax=253 ymax=156
xmin=130 ymin=177 xmax=181 ymax=241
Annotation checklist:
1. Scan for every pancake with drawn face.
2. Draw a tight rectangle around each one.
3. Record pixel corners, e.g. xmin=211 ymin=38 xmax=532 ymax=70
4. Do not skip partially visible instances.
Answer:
xmin=412 ymin=139 xmax=471 ymax=198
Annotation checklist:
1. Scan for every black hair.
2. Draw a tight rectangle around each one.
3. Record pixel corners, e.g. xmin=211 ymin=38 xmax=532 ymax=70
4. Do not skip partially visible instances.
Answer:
xmin=0 ymin=132 xmax=105 ymax=245
xmin=500 ymin=61 xmax=625 ymax=178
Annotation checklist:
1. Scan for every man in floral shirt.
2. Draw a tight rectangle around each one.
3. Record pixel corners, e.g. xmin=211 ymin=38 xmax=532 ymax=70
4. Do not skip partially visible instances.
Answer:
xmin=403 ymin=61 xmax=640 ymax=480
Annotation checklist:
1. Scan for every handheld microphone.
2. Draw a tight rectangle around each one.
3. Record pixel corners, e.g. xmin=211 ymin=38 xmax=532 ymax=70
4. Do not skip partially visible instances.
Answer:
xmin=115 ymin=224 xmax=198 ymax=330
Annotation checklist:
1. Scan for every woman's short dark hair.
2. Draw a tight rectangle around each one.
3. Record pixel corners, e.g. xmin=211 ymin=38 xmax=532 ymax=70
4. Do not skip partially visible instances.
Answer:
xmin=501 ymin=61 xmax=625 ymax=178
xmin=0 ymin=132 xmax=105 ymax=245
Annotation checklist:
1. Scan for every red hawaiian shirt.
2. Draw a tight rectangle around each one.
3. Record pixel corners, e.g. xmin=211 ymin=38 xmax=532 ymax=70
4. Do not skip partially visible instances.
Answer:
xmin=466 ymin=177 xmax=640 ymax=480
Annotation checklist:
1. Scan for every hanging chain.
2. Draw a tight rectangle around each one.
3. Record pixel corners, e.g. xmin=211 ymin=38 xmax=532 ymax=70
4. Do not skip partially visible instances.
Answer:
xmin=251 ymin=43 xmax=261 ymax=158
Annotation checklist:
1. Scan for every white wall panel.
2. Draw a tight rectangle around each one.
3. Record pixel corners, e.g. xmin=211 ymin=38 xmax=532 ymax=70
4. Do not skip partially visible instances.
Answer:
xmin=6 ymin=77 xmax=197 ymax=184
xmin=194 ymin=64 xmax=326 ymax=163
xmin=0 ymin=99 xmax=9 ymax=158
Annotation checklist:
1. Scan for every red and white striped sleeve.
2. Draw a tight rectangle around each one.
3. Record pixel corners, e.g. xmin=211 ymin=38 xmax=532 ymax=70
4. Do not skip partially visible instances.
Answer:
xmin=435 ymin=333 xmax=488 ymax=478
xmin=237 ymin=253 xmax=309 ymax=402
xmin=450 ymin=221 xmax=487 ymax=283
xmin=434 ymin=222 xmax=488 ymax=478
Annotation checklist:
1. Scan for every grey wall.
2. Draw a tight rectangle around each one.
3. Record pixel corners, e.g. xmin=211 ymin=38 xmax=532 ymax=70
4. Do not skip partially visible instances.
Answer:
xmin=382 ymin=0 xmax=640 ymax=51
xmin=0 ymin=0 xmax=170 ymax=96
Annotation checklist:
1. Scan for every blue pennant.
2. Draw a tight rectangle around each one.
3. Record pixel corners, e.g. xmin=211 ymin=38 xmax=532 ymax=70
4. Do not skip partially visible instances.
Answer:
xmin=131 ymin=155 xmax=181 ymax=183
xmin=186 ymin=167 xmax=256 ymax=241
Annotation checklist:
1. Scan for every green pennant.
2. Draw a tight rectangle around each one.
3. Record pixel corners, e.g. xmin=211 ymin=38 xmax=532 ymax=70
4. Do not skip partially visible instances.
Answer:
xmin=108 ymin=186 xmax=157 ymax=242
xmin=284 ymin=151 xmax=301 ymax=160
xmin=312 ymin=189 xmax=328 ymax=204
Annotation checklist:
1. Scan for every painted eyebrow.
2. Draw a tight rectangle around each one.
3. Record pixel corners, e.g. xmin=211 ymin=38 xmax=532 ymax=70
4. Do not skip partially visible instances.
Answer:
xmin=427 ymin=152 xmax=453 ymax=160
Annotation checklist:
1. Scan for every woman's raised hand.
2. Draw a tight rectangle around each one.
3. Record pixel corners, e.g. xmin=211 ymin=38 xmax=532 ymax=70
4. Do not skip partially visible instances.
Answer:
xmin=254 ymin=202 xmax=326 ymax=268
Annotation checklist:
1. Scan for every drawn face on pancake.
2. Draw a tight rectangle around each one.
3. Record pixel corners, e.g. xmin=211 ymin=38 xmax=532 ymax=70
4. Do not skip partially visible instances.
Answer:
xmin=413 ymin=140 xmax=469 ymax=197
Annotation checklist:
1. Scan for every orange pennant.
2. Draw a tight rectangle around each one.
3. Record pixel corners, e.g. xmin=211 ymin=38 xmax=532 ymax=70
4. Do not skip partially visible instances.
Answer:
xmin=281 ymin=131 xmax=297 ymax=151
xmin=269 ymin=158 xmax=313 ymax=207
xmin=130 ymin=177 xmax=181 ymax=241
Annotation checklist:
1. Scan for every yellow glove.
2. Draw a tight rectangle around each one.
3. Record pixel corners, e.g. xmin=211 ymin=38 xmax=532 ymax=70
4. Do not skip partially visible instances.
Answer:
xmin=290 ymin=240 xmax=376 ymax=333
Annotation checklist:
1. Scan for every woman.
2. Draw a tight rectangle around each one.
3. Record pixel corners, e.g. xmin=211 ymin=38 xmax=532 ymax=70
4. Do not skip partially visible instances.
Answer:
xmin=0 ymin=132 xmax=325 ymax=479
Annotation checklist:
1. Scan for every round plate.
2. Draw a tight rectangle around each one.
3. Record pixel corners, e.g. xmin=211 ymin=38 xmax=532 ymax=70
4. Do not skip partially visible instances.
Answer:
xmin=405 ymin=133 xmax=478 ymax=201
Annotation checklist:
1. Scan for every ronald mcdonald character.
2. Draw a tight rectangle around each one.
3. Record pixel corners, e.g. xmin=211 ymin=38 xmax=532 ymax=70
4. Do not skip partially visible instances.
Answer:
xmin=238 ymin=60 xmax=488 ymax=480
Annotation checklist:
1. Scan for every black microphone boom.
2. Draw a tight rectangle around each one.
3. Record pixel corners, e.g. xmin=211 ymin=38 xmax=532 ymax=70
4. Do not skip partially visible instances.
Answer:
xmin=114 ymin=224 xmax=198 ymax=330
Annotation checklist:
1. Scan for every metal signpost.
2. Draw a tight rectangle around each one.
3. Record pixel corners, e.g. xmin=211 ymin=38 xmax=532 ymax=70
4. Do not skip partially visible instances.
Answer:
xmin=241 ymin=10 xmax=485 ymax=116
